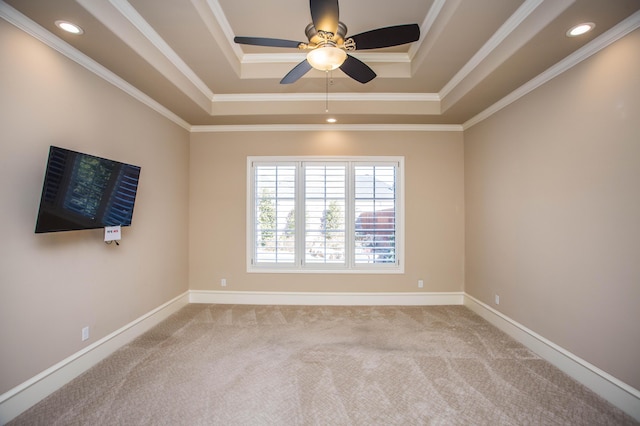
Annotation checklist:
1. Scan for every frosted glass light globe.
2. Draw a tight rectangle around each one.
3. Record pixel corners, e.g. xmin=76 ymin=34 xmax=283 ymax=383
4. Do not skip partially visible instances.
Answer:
xmin=307 ymin=46 xmax=347 ymax=71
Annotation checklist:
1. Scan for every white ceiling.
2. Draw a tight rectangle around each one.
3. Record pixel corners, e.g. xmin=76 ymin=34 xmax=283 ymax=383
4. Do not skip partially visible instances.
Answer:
xmin=2 ymin=0 xmax=640 ymax=128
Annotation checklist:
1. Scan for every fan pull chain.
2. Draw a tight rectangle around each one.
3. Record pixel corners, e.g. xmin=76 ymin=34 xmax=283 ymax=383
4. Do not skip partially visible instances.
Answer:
xmin=325 ymin=70 xmax=336 ymax=113
xmin=325 ymin=71 xmax=329 ymax=112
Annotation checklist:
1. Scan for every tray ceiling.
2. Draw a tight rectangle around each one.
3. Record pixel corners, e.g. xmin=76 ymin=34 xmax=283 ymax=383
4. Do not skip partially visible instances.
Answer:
xmin=2 ymin=0 xmax=639 ymax=128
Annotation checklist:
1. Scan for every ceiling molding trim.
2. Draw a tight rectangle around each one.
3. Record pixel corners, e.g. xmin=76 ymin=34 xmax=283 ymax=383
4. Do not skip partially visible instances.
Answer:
xmin=349 ymin=52 xmax=412 ymax=63
xmin=410 ymin=0 xmax=461 ymax=73
xmin=110 ymin=0 xmax=214 ymax=100
xmin=240 ymin=62 xmax=413 ymax=80
xmin=441 ymin=0 xmax=575 ymax=113
xmin=439 ymin=0 xmax=544 ymax=99
xmin=76 ymin=0 xmax=213 ymax=113
xmin=191 ymin=0 xmax=241 ymax=76
xmin=191 ymin=124 xmax=463 ymax=133
xmin=241 ymin=53 xmax=306 ymax=64
xmin=212 ymin=93 xmax=440 ymax=103
xmin=0 ymin=2 xmax=190 ymax=131
xmin=408 ymin=0 xmax=447 ymax=59
xmin=201 ymin=0 xmax=244 ymax=60
xmin=209 ymin=93 xmax=441 ymax=116
xmin=240 ymin=52 xmax=412 ymax=65
xmin=463 ymin=10 xmax=640 ymax=131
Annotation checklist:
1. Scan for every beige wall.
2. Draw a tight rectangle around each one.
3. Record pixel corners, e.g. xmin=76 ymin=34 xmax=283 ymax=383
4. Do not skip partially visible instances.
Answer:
xmin=464 ymin=28 xmax=640 ymax=389
xmin=0 ymin=21 xmax=189 ymax=393
xmin=190 ymin=130 xmax=464 ymax=293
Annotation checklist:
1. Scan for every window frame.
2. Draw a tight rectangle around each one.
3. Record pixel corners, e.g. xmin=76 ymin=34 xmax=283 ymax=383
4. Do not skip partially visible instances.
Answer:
xmin=247 ymin=156 xmax=404 ymax=274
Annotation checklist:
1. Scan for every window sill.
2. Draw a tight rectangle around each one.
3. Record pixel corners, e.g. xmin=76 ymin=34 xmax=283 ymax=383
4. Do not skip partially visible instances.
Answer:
xmin=247 ymin=267 xmax=405 ymax=274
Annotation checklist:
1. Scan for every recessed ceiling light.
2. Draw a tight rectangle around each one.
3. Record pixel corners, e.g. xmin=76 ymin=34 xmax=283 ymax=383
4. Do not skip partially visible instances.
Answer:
xmin=55 ymin=20 xmax=84 ymax=35
xmin=566 ymin=22 xmax=595 ymax=37
xmin=326 ymin=117 xmax=337 ymax=124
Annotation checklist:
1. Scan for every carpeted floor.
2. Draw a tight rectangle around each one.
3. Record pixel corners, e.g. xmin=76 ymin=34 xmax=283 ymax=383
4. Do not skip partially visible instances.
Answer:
xmin=9 ymin=304 xmax=637 ymax=425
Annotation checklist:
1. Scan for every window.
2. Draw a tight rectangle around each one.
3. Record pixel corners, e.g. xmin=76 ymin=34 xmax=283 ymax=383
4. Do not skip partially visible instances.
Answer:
xmin=248 ymin=157 xmax=403 ymax=273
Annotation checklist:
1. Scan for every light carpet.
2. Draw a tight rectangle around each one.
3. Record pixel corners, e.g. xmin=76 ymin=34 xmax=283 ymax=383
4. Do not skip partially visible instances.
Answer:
xmin=9 ymin=304 xmax=637 ymax=425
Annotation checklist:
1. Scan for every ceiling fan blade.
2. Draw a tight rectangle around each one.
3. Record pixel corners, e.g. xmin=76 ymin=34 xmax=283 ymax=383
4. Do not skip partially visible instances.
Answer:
xmin=350 ymin=24 xmax=420 ymax=50
xmin=280 ymin=60 xmax=313 ymax=84
xmin=339 ymin=54 xmax=376 ymax=84
xmin=310 ymin=0 xmax=339 ymax=35
xmin=234 ymin=36 xmax=304 ymax=49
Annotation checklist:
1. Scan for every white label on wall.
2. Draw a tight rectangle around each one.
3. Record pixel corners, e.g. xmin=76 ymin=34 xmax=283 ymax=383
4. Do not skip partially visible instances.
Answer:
xmin=104 ymin=226 xmax=122 ymax=241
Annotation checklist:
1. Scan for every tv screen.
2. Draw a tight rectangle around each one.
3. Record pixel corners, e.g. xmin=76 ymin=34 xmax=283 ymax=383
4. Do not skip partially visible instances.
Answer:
xmin=35 ymin=146 xmax=141 ymax=233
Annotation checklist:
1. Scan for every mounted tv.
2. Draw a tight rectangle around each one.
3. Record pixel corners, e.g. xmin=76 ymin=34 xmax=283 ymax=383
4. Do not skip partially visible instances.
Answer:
xmin=35 ymin=146 xmax=141 ymax=234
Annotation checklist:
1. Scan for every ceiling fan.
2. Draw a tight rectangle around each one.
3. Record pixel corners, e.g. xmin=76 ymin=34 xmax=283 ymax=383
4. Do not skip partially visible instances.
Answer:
xmin=233 ymin=0 xmax=420 ymax=84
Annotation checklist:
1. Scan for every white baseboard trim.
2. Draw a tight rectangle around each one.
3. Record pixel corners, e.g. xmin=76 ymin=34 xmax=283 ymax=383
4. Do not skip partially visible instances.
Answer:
xmin=463 ymin=294 xmax=640 ymax=421
xmin=188 ymin=290 xmax=465 ymax=306
xmin=0 ymin=291 xmax=190 ymax=424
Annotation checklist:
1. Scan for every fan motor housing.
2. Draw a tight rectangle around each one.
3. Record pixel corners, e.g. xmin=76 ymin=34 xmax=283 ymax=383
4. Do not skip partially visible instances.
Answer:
xmin=305 ymin=21 xmax=348 ymax=46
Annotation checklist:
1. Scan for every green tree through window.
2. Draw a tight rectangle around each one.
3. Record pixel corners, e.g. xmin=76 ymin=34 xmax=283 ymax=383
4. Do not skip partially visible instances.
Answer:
xmin=257 ymin=189 xmax=275 ymax=247
xmin=322 ymin=200 xmax=343 ymax=241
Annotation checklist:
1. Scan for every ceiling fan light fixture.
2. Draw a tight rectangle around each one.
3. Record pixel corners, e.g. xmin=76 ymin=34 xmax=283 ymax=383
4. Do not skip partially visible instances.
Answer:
xmin=306 ymin=45 xmax=347 ymax=71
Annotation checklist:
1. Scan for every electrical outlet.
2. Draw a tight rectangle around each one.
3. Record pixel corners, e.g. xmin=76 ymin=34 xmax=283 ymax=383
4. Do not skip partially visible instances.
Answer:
xmin=221 ymin=278 xmax=227 ymax=287
xmin=82 ymin=326 xmax=90 ymax=341
xmin=495 ymin=294 xmax=500 ymax=305
xmin=418 ymin=279 xmax=424 ymax=288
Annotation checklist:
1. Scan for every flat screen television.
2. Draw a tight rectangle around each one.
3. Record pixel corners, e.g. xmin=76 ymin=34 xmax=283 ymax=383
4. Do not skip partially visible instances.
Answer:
xmin=35 ymin=146 xmax=141 ymax=233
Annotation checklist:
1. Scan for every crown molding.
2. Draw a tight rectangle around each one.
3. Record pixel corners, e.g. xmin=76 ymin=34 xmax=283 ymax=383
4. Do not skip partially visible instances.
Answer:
xmin=191 ymin=0 xmax=242 ymax=75
xmin=408 ymin=0 xmax=447 ymax=59
xmin=439 ymin=0 xmax=544 ymax=99
xmin=76 ymin=0 xmax=212 ymax=112
xmin=110 ymin=0 xmax=214 ymax=100
xmin=240 ymin=51 xmax=411 ymax=64
xmin=212 ymin=92 xmax=440 ymax=103
xmin=238 ymin=54 xmax=415 ymax=79
xmin=202 ymin=0 xmax=244 ymax=60
xmin=463 ymin=9 xmax=640 ymax=130
xmin=0 ymin=1 xmax=191 ymax=130
xmin=190 ymin=124 xmax=462 ymax=133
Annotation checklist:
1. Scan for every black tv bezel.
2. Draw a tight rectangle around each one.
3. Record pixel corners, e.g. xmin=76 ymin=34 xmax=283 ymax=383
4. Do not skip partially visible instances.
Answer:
xmin=35 ymin=146 xmax=141 ymax=234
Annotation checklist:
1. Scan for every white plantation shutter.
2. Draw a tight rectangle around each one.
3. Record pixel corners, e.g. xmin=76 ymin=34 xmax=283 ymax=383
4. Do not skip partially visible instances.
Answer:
xmin=253 ymin=163 xmax=297 ymax=264
xmin=249 ymin=157 xmax=403 ymax=273
xmin=304 ymin=163 xmax=347 ymax=266
xmin=354 ymin=165 xmax=396 ymax=264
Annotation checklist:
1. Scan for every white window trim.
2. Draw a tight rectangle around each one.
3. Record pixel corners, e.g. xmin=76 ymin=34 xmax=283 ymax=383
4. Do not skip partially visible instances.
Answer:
xmin=247 ymin=156 xmax=405 ymax=274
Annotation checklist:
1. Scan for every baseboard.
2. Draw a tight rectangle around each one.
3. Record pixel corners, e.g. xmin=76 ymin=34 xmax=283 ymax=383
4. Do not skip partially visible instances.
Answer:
xmin=463 ymin=294 xmax=640 ymax=421
xmin=0 ymin=291 xmax=190 ymax=424
xmin=188 ymin=290 xmax=465 ymax=306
